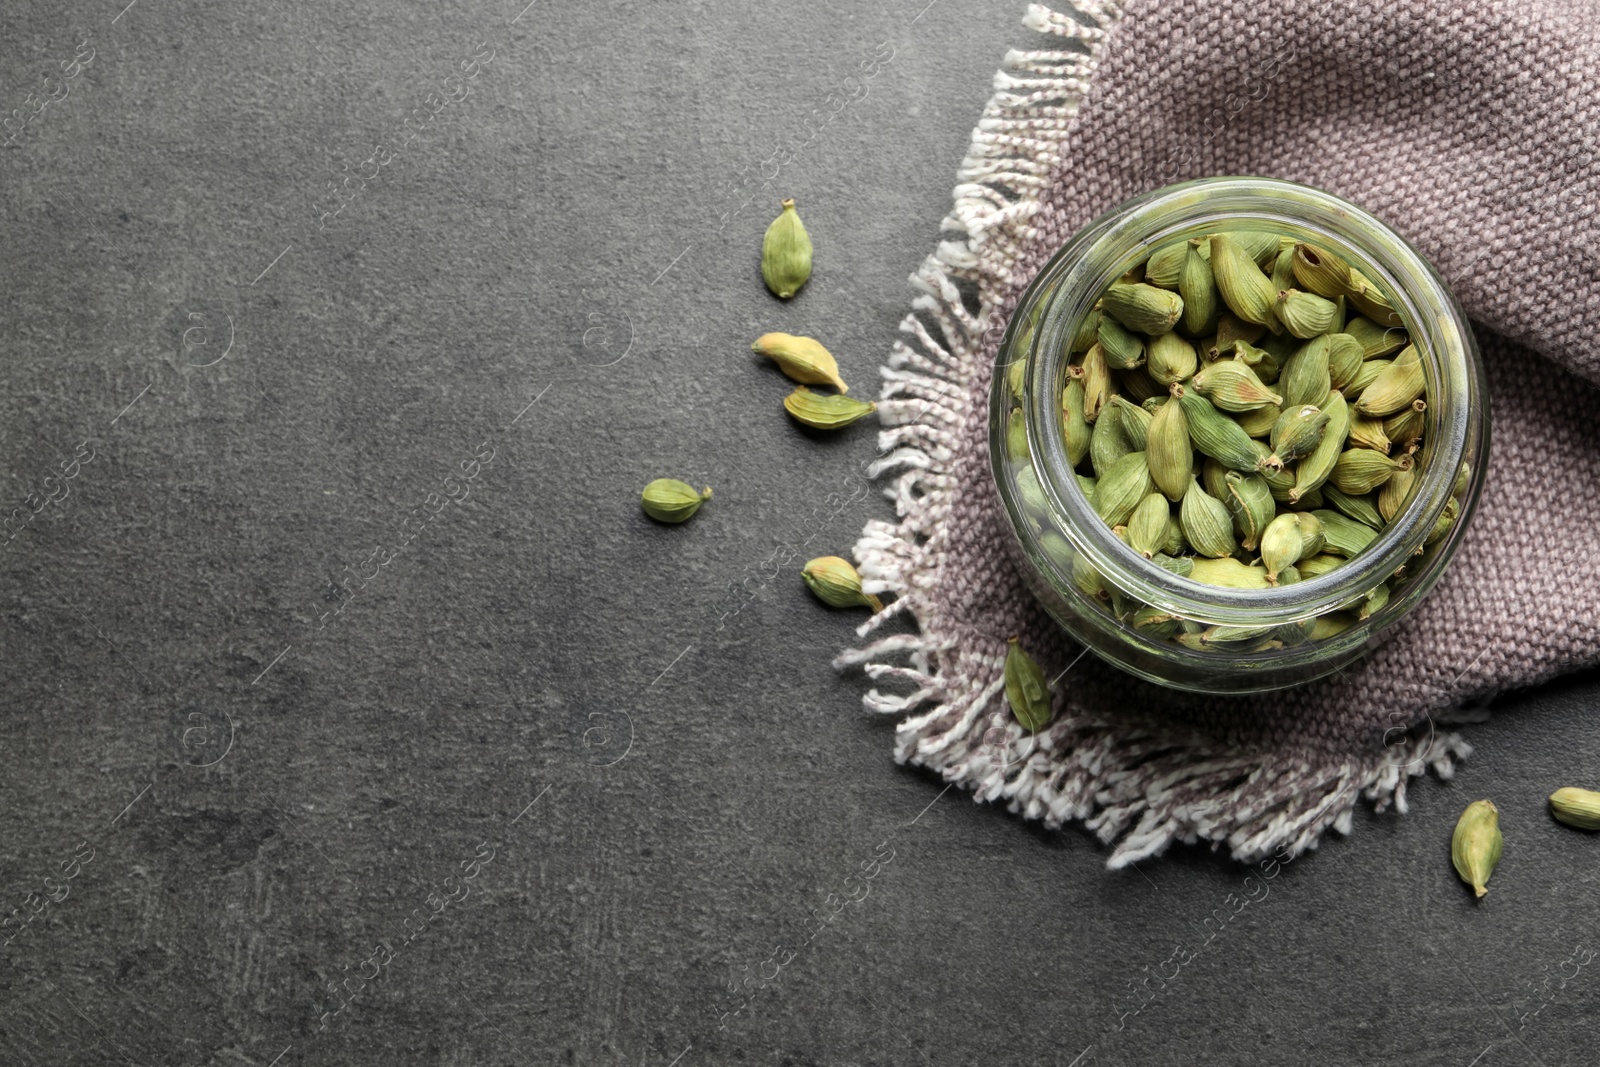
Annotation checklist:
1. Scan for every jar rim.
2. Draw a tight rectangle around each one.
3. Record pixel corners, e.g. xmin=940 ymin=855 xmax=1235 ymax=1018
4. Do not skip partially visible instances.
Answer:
xmin=1019 ymin=177 xmax=1486 ymax=627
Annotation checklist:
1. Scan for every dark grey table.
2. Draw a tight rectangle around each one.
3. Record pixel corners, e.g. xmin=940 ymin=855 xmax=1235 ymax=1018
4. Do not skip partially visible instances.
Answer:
xmin=2 ymin=2 xmax=1596 ymax=1064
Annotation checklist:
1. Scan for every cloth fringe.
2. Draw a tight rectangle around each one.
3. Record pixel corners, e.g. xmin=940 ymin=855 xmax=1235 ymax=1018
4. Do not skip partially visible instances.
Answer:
xmin=835 ymin=0 xmax=1469 ymax=867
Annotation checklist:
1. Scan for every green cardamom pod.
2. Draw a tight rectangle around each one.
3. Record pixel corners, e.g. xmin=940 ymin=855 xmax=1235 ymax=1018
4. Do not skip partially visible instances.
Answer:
xmin=1312 ymin=508 xmax=1380 ymax=557
xmin=1144 ymin=242 xmax=1189 ymax=289
xmin=1089 ymin=400 xmax=1132 ymax=479
xmin=1146 ymin=395 xmax=1192 ymax=502
xmin=1190 ymin=359 xmax=1283 ymax=412
xmin=1231 ymin=230 xmax=1289 ymax=268
xmin=1072 ymin=553 xmax=1108 ymax=601
xmin=1097 ymin=314 xmax=1147 ymax=370
xmin=785 ymin=387 xmax=877 ymax=430
xmin=1226 ymin=470 xmax=1276 ymax=551
xmin=1281 ymin=335 xmax=1333 ymax=409
xmin=1275 ymin=288 xmax=1340 ymax=339
xmin=1161 ymin=514 xmax=1185 ymax=557
xmin=1269 ymin=246 xmax=1295 ymax=295
xmin=1081 ymin=343 xmax=1112 ymax=424
xmin=1006 ymin=407 xmax=1029 ymax=463
xmin=1015 ymin=467 xmax=1048 ymax=519
xmin=1426 ymin=496 xmax=1460 ymax=546
xmin=1181 ymin=477 xmax=1238 ymax=558
xmin=1151 ymin=552 xmax=1194 ymax=578
xmin=1188 ymin=556 xmax=1272 ymax=590
xmin=1260 ymin=512 xmax=1307 ymax=583
xmin=1347 ymin=411 xmax=1392 ymax=453
xmin=1291 ymin=485 xmax=1324 ymax=509
xmin=1118 ymin=367 xmax=1165 ymax=403
xmin=1232 ymin=340 xmax=1282 ymax=384
xmin=1076 ymin=472 xmax=1097 ymax=499
xmin=1297 ymin=511 xmax=1326 ymax=555
xmin=1548 ymin=787 xmax=1600 ymax=831
xmin=1345 ymin=266 xmax=1404 ymax=327
xmin=1342 ymin=357 xmax=1390 ymax=402
xmin=1208 ymin=233 xmax=1281 ymax=331
xmin=761 ymin=198 xmax=813 ymax=299
xmin=1354 ymin=344 xmax=1424 ymax=417
xmin=1202 ymin=457 xmax=1231 ymax=501
xmin=1147 ymin=330 xmax=1198 ymax=386
xmin=641 ymin=478 xmax=712 ymax=524
xmin=1377 ymin=454 xmax=1417 ymax=522
xmin=1454 ymin=461 xmax=1472 ymax=498
xmin=1451 ymin=799 xmax=1503 ymax=899
xmin=1006 ymin=357 xmax=1026 ymax=400
xmin=1039 ymin=531 xmax=1075 ymax=575
xmin=1326 ymin=333 xmax=1366 ymax=389
xmin=1062 ymin=371 xmax=1091 ymax=467
xmin=1330 ymin=448 xmax=1407 ymax=495
xmin=1343 ymin=316 xmax=1409 ymax=359
xmin=1093 ymin=451 xmax=1153 ymax=527
xmin=1003 ymin=637 xmax=1054 ymax=734
xmin=1178 ymin=386 xmax=1263 ymax=472
xmin=1356 ymin=580 xmax=1390 ymax=621
xmin=1321 ymin=485 xmax=1384 ymax=529
xmin=1296 ymin=553 xmax=1344 ymax=580
xmin=1383 ymin=398 xmax=1427 ymax=451
xmin=1265 ymin=403 xmax=1330 ymax=472
xmin=1127 ymin=492 xmax=1171 ymax=559
xmin=1289 ymin=242 xmax=1352 ymax=298
xmin=802 ymin=556 xmax=883 ymax=611
xmin=1107 ymin=395 xmax=1152 ymax=451
xmin=1216 ymin=312 xmax=1267 ymax=356
xmin=1178 ymin=245 xmax=1219 ymax=336
xmin=752 ymin=332 xmax=848 ymax=392
xmin=1132 ymin=605 xmax=1182 ymax=640
xmin=1289 ymin=389 xmax=1350 ymax=504
xmin=1309 ymin=612 xmax=1359 ymax=640
xmin=1102 ymin=282 xmax=1184 ymax=338
xmin=1234 ymin=401 xmax=1282 ymax=439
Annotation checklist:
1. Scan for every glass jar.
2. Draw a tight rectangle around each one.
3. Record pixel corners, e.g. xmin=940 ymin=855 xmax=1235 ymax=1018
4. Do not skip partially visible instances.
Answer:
xmin=991 ymin=177 xmax=1488 ymax=694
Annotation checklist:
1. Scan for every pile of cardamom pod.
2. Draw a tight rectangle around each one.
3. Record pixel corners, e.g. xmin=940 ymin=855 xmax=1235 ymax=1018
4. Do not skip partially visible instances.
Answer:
xmin=1007 ymin=230 xmax=1467 ymax=651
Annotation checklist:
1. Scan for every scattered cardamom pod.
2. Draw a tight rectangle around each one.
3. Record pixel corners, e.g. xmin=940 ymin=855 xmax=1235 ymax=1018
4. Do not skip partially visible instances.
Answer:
xmin=802 ymin=556 xmax=883 ymax=611
xmin=752 ymin=332 xmax=847 ymax=392
xmin=641 ymin=478 xmax=711 ymax=524
xmin=785 ymin=387 xmax=877 ymax=430
xmin=1451 ymin=799 xmax=1503 ymax=899
xmin=1548 ymin=787 xmax=1600 ymax=830
xmin=1003 ymin=637 xmax=1053 ymax=734
xmin=761 ymin=199 xmax=812 ymax=299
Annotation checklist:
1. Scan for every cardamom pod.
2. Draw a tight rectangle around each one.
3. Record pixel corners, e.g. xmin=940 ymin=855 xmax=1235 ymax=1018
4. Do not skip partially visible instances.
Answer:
xmin=1144 ymin=241 xmax=1189 ymax=289
xmin=1326 ymin=333 xmax=1366 ymax=390
xmin=1296 ymin=553 xmax=1344 ymax=580
xmin=1330 ymin=448 xmax=1407 ymax=495
xmin=1226 ymin=470 xmax=1276 ymax=551
xmin=1342 ymin=358 xmax=1389 ymax=401
xmin=1345 ymin=266 xmax=1404 ymax=327
xmin=1231 ymin=230 xmax=1288 ymax=268
xmin=1209 ymin=233 xmax=1281 ymax=331
xmin=1321 ymin=485 xmax=1385 ymax=529
xmin=1093 ymin=451 xmax=1153 ymax=527
xmin=1102 ymin=282 xmax=1184 ymax=337
xmin=1132 ymin=605 xmax=1182 ymax=640
xmin=1235 ymin=401 xmax=1282 ymax=439
xmin=1202 ymin=457 xmax=1231 ymax=501
xmin=1072 ymin=308 xmax=1103 ymax=354
xmin=1548 ymin=787 xmax=1600 ymax=831
xmin=1356 ymin=580 xmax=1389 ymax=620
xmin=1354 ymin=344 xmax=1424 ymax=417
xmin=1147 ymin=330 xmax=1198 ymax=386
xmin=1003 ymin=637 xmax=1053 ymax=734
xmin=1454 ymin=461 xmax=1472 ymax=498
xmin=1146 ymin=394 xmax=1193 ymax=502
xmin=1216 ymin=312 xmax=1267 ymax=356
xmin=1006 ymin=358 xmax=1025 ymax=400
xmin=1127 ymin=492 xmax=1171 ymax=559
xmin=1188 ymin=556 xmax=1272 ymax=589
xmin=1015 ymin=467 xmax=1048 ymax=518
xmin=802 ymin=556 xmax=883 ymax=611
xmin=1190 ymin=360 xmax=1283 ymax=412
xmin=1260 ymin=513 xmax=1307 ymax=583
xmin=1089 ymin=401 xmax=1132 ymax=479
xmin=1072 ymin=553 xmax=1108 ymax=600
xmin=785 ymin=387 xmax=877 ymax=430
xmin=1179 ymin=245 xmax=1219 ymax=336
xmin=752 ymin=332 xmax=847 ymax=392
xmin=1281 ymin=335 xmax=1333 ymax=408
xmin=1426 ymin=496 xmax=1460 ymax=546
xmin=641 ymin=478 xmax=712 ymax=523
xmin=1289 ymin=242 xmax=1351 ymax=299
xmin=1451 ymin=799 xmax=1503 ymax=899
xmin=1181 ymin=477 xmax=1238 ymax=558
xmin=1097 ymin=313 xmax=1147 ymax=369
xmin=1308 ymin=613 xmax=1358 ymax=640
xmin=1312 ymin=508 xmax=1380 ymax=557
xmin=1108 ymin=395 xmax=1152 ymax=451
xmin=1347 ymin=411 xmax=1392 ymax=453
xmin=1383 ymin=398 xmax=1427 ymax=451
xmin=1076 ymin=472 xmax=1097 ymax=499
xmin=1178 ymin=386 xmax=1266 ymax=472
xmin=1289 ymin=392 xmax=1349 ymax=503
xmin=1377 ymin=454 xmax=1417 ymax=522
xmin=1151 ymin=552 xmax=1194 ymax=578
xmin=1081 ymin=343 xmax=1112 ymax=423
xmin=761 ymin=198 xmax=813 ymax=299
xmin=1039 ymin=531 xmax=1075 ymax=575
xmin=1270 ymin=246 xmax=1295 ymax=296
xmin=1006 ymin=407 xmax=1029 ymax=463
xmin=1232 ymin=340 xmax=1282 ymax=384
xmin=1062 ymin=370 xmax=1091 ymax=467
xmin=1343 ymin=316 xmax=1409 ymax=359
xmin=1275 ymin=288 xmax=1340 ymax=338
xmin=1162 ymin=514 xmax=1186 ymax=557
xmin=1118 ymin=366 xmax=1164 ymax=403
xmin=1265 ymin=403 xmax=1330 ymax=472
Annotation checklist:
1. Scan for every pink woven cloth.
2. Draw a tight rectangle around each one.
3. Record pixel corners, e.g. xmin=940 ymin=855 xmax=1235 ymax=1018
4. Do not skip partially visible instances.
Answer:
xmin=839 ymin=0 xmax=1600 ymax=866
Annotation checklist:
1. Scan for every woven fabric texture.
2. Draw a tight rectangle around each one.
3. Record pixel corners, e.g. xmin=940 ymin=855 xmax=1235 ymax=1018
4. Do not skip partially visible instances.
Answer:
xmin=840 ymin=0 xmax=1600 ymax=866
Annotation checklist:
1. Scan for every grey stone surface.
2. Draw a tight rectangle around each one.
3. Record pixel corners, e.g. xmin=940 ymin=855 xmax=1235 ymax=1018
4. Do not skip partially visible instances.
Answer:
xmin=1 ymin=1 xmax=1596 ymax=1064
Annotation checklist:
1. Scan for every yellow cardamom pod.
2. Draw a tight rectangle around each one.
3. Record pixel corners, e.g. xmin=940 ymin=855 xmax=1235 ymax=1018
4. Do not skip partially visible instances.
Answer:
xmin=784 ymin=387 xmax=876 ymax=430
xmin=1003 ymin=637 xmax=1053 ymax=734
xmin=641 ymin=478 xmax=711 ymax=524
xmin=761 ymin=198 xmax=812 ymax=299
xmin=802 ymin=556 xmax=882 ymax=612
xmin=1451 ymin=799 xmax=1503 ymax=898
xmin=752 ymin=332 xmax=847 ymax=392
xmin=1289 ymin=242 xmax=1352 ymax=298
xmin=1549 ymin=787 xmax=1600 ymax=830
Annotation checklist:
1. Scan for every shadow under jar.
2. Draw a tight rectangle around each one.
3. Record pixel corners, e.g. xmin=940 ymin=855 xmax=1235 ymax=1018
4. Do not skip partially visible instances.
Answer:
xmin=991 ymin=178 xmax=1488 ymax=694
